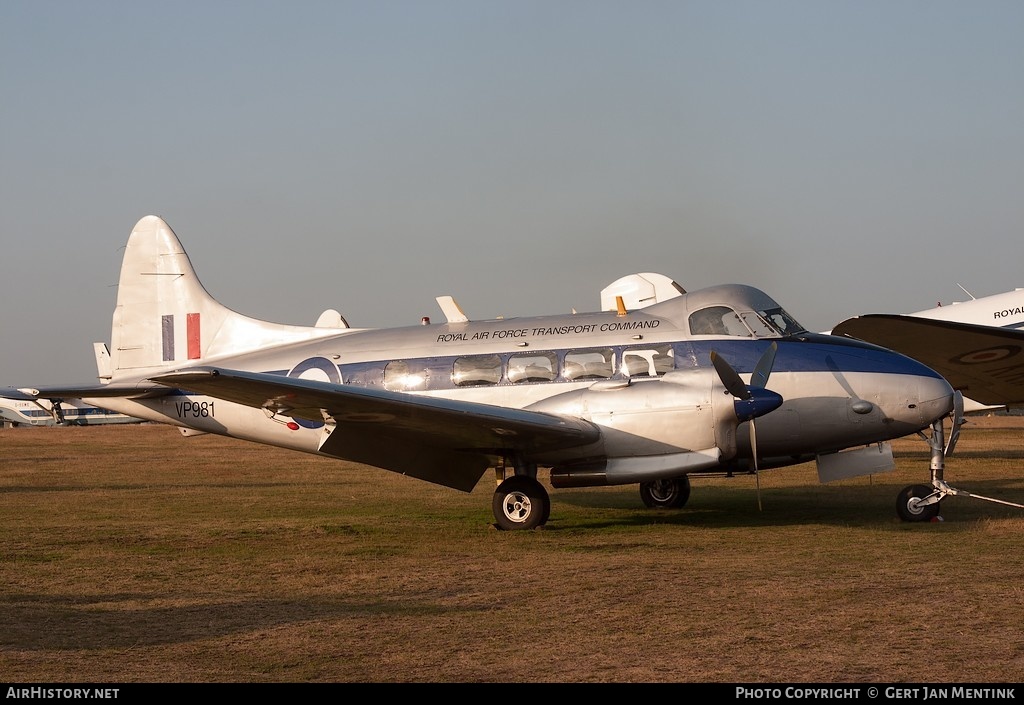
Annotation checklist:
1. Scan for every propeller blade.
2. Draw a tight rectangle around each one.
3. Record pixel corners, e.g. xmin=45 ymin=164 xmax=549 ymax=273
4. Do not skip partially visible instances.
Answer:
xmin=749 ymin=415 xmax=758 ymax=470
xmin=710 ymin=350 xmax=749 ymax=400
xmin=711 ymin=348 xmax=784 ymax=421
xmin=750 ymin=341 xmax=778 ymax=390
xmin=750 ymin=418 xmax=763 ymax=511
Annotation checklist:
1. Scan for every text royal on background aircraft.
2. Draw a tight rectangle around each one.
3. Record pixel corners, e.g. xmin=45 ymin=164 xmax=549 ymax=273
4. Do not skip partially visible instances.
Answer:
xmin=834 ymin=287 xmax=1024 ymax=519
xmin=13 ymin=216 xmax=957 ymax=530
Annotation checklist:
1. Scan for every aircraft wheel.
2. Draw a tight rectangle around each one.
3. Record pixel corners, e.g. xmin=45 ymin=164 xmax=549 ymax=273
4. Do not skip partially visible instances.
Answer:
xmin=639 ymin=476 xmax=691 ymax=509
xmin=493 ymin=475 xmax=549 ymax=531
xmin=896 ymin=484 xmax=940 ymax=522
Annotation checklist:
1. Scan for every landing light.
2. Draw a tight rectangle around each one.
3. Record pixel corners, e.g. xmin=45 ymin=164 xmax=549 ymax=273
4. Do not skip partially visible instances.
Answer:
xmin=851 ymin=400 xmax=874 ymax=415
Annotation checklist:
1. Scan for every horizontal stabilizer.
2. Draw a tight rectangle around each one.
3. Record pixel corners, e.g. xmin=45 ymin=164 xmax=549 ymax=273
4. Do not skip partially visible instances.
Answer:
xmin=17 ymin=382 xmax=170 ymax=400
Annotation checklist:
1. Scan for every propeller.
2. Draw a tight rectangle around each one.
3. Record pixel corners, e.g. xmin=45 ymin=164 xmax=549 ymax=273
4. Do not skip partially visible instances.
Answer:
xmin=710 ymin=342 xmax=782 ymax=510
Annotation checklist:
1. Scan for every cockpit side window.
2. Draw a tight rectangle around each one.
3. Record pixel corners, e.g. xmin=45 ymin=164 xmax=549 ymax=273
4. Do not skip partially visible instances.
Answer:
xmin=688 ymin=306 xmax=750 ymax=337
xmin=760 ymin=307 xmax=806 ymax=335
xmin=739 ymin=311 xmax=776 ymax=338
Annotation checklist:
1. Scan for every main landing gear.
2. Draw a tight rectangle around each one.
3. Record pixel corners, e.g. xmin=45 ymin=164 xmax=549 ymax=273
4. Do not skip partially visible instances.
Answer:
xmin=898 ymin=392 xmax=1024 ymax=522
xmin=491 ymin=465 xmax=694 ymax=530
xmin=639 ymin=476 xmax=691 ymax=509
xmin=493 ymin=464 xmax=550 ymax=531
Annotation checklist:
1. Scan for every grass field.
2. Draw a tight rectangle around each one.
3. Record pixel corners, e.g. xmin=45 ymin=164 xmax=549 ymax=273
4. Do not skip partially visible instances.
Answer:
xmin=2 ymin=418 xmax=1023 ymax=683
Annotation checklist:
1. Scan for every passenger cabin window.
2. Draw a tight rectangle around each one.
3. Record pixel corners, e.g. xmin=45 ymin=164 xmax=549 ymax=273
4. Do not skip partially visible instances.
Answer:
xmin=383 ymin=360 xmax=428 ymax=391
xmin=507 ymin=352 xmax=557 ymax=384
xmin=688 ymin=306 xmax=751 ymax=337
xmin=623 ymin=344 xmax=674 ymax=377
xmin=564 ymin=348 xmax=614 ymax=380
xmin=452 ymin=354 xmax=502 ymax=387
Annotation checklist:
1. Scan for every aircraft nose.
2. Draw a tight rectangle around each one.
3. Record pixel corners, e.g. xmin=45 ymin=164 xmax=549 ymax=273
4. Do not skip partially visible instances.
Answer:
xmin=889 ymin=359 xmax=955 ymax=428
xmin=912 ymin=373 xmax=956 ymax=422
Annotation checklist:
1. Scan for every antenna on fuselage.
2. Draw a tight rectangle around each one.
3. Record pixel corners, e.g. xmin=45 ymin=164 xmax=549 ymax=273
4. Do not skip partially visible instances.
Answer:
xmin=615 ymin=296 xmax=627 ymax=317
xmin=435 ymin=295 xmax=469 ymax=323
xmin=956 ymin=283 xmax=977 ymax=300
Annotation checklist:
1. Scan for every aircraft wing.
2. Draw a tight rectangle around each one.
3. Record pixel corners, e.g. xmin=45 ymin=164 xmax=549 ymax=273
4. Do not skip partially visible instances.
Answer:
xmin=150 ymin=367 xmax=602 ymax=492
xmin=832 ymin=314 xmax=1024 ymax=406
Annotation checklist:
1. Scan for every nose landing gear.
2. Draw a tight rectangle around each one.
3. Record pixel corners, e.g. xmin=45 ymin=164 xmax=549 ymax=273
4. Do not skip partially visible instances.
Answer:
xmin=898 ymin=392 xmax=1024 ymax=522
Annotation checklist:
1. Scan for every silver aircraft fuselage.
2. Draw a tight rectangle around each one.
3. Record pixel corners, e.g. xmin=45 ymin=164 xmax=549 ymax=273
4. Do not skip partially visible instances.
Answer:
xmin=96 ymin=285 xmax=953 ymax=478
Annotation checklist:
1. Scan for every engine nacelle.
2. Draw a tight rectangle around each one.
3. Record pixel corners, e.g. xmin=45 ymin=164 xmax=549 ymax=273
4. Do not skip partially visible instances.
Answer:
xmin=526 ymin=368 xmax=739 ymax=469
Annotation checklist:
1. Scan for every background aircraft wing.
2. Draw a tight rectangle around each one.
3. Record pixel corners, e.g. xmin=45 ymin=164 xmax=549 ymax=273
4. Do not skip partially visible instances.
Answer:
xmin=833 ymin=314 xmax=1024 ymax=406
xmin=150 ymin=367 xmax=602 ymax=492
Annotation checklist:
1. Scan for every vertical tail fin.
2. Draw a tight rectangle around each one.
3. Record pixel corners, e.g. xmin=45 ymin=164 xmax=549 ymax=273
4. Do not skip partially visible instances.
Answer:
xmin=109 ymin=215 xmax=343 ymax=378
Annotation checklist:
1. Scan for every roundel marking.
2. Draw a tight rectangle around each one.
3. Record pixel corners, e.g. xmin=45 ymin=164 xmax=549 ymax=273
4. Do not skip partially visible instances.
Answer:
xmin=286 ymin=356 xmax=342 ymax=428
xmin=950 ymin=345 xmax=1022 ymax=366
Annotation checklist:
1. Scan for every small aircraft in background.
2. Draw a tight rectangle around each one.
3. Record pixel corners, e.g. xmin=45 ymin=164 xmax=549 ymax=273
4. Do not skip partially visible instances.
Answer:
xmin=0 ymin=394 xmax=141 ymax=428
xmin=833 ymin=287 xmax=1024 ymax=519
xmin=13 ymin=215 xmax=956 ymax=529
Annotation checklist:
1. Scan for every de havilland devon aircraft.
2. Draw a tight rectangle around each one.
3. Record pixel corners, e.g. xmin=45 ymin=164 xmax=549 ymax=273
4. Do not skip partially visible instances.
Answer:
xmin=13 ymin=215 xmax=958 ymax=530
xmin=834 ymin=287 xmax=1024 ymax=520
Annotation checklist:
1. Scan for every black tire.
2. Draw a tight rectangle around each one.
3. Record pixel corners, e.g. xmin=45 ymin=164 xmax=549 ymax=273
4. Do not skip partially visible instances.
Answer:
xmin=896 ymin=484 xmax=940 ymax=522
xmin=639 ymin=476 xmax=691 ymax=509
xmin=493 ymin=476 xmax=550 ymax=531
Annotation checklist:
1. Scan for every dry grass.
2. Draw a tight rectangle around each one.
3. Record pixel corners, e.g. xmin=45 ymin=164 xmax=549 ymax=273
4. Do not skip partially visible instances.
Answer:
xmin=1 ymin=417 xmax=1023 ymax=683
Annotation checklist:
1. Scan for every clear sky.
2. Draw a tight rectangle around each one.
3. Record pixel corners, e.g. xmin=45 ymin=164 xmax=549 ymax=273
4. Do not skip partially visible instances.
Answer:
xmin=3 ymin=1 xmax=1023 ymax=387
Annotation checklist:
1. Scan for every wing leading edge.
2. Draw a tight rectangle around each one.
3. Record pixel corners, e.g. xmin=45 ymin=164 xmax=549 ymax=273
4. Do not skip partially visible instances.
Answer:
xmin=150 ymin=367 xmax=602 ymax=492
xmin=833 ymin=314 xmax=1024 ymax=406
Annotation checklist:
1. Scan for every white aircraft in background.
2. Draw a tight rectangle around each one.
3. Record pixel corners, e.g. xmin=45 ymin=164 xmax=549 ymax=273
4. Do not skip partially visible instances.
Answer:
xmin=0 ymin=394 xmax=141 ymax=427
xmin=834 ymin=286 xmax=1024 ymax=413
xmin=2 ymin=342 xmax=143 ymax=427
xmin=833 ymin=287 xmax=1024 ymax=518
xmin=14 ymin=215 xmax=956 ymax=530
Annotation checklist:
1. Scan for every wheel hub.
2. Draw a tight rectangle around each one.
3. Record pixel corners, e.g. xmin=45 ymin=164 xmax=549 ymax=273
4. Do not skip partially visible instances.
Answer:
xmin=503 ymin=492 xmax=531 ymax=522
